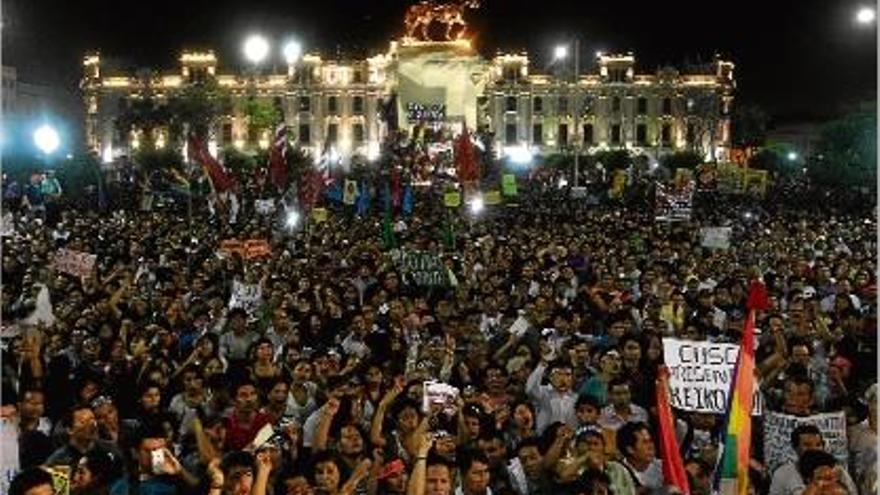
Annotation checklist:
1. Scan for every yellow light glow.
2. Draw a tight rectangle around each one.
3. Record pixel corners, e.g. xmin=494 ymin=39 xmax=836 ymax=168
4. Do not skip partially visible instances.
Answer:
xmin=162 ymin=76 xmax=182 ymax=88
xmin=258 ymin=138 xmax=270 ymax=149
xmin=180 ymin=51 xmax=217 ymax=64
xmin=131 ymin=139 xmax=140 ymax=150
xmin=103 ymin=77 xmax=131 ymax=88
xmin=83 ymin=55 xmax=100 ymax=66
xmin=234 ymin=139 xmax=245 ymax=150
xmin=156 ymin=137 xmax=166 ymax=149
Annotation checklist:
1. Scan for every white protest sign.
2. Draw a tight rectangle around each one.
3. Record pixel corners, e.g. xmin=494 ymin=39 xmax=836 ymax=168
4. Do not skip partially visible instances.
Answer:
xmin=255 ymin=199 xmax=276 ymax=215
xmin=662 ymin=338 xmax=762 ymax=415
xmin=700 ymin=227 xmax=732 ymax=249
xmin=52 ymin=249 xmax=96 ymax=279
xmin=763 ymin=411 xmax=848 ymax=472
xmin=422 ymin=381 xmax=460 ymax=416
xmin=0 ymin=417 xmax=20 ymax=495
xmin=508 ymin=316 xmax=530 ymax=337
xmin=229 ymin=280 xmax=263 ymax=316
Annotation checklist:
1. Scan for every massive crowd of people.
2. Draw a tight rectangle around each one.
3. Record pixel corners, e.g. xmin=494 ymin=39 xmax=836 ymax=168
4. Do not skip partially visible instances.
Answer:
xmin=1 ymin=150 xmax=876 ymax=495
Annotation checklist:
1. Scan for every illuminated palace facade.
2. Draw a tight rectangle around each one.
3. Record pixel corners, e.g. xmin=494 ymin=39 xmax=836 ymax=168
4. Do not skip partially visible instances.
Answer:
xmin=82 ymin=39 xmax=734 ymax=166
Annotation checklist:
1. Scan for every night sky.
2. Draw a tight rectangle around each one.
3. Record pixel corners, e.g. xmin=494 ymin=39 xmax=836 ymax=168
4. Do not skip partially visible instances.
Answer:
xmin=3 ymin=0 xmax=877 ymax=123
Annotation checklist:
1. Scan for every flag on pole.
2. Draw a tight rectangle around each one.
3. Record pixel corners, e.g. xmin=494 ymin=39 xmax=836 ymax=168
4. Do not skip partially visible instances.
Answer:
xmin=455 ymin=123 xmax=479 ymax=189
xmin=716 ymin=309 xmax=758 ymax=495
xmin=187 ymin=134 xmax=236 ymax=193
xmin=402 ymin=184 xmax=414 ymax=215
xmin=657 ymin=366 xmax=691 ymax=495
xmin=268 ymin=124 xmax=289 ymax=191
xmin=381 ymin=181 xmax=396 ymax=249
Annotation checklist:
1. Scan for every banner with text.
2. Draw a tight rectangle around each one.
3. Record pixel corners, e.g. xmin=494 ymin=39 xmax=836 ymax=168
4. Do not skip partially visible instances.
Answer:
xmin=52 ymin=249 xmax=96 ymax=279
xmin=662 ymin=338 xmax=762 ymax=415
xmin=700 ymin=227 xmax=732 ymax=249
xmin=390 ymin=249 xmax=449 ymax=287
xmin=763 ymin=411 xmax=848 ymax=472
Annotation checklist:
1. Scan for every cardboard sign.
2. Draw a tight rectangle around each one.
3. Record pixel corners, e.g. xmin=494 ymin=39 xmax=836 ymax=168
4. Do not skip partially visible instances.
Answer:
xmin=422 ymin=381 xmax=460 ymax=416
xmin=219 ymin=239 xmax=271 ymax=260
xmin=662 ymin=338 xmax=762 ymax=415
xmin=700 ymin=227 xmax=732 ymax=250
xmin=390 ymin=249 xmax=449 ymax=287
xmin=502 ymin=174 xmax=518 ymax=196
xmin=52 ymin=249 xmax=96 ymax=279
xmin=311 ymin=207 xmax=328 ymax=223
xmin=763 ymin=411 xmax=848 ymax=472
xmin=743 ymin=169 xmax=768 ymax=196
xmin=655 ymin=183 xmax=693 ymax=222
xmin=611 ymin=170 xmax=628 ymax=198
xmin=444 ymin=192 xmax=461 ymax=208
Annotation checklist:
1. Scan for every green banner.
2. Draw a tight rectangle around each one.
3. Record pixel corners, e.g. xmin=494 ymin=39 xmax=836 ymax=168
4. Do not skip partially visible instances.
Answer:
xmin=502 ymin=174 xmax=518 ymax=196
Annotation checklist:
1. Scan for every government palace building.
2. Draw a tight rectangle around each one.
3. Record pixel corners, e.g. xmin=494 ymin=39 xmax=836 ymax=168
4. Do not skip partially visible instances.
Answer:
xmin=81 ymin=11 xmax=735 ymax=167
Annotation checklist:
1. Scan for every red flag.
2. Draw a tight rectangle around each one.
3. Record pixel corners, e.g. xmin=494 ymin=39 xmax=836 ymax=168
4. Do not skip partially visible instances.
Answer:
xmin=187 ymin=135 xmax=236 ymax=193
xmin=268 ymin=124 xmax=289 ymax=191
xmin=746 ymin=278 xmax=769 ymax=312
xmin=455 ymin=124 xmax=479 ymax=185
xmin=657 ymin=366 xmax=691 ymax=495
xmin=391 ymin=167 xmax=402 ymax=210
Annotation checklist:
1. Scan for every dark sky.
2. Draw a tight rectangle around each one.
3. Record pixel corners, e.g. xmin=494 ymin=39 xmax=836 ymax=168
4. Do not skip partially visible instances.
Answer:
xmin=3 ymin=0 xmax=877 ymax=123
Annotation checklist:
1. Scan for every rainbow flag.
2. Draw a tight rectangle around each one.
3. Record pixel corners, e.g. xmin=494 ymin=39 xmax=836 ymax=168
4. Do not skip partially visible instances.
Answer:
xmin=717 ymin=309 xmax=757 ymax=495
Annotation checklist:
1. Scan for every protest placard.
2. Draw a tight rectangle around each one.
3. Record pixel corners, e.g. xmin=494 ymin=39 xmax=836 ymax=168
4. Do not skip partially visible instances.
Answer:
xmin=311 ymin=208 xmax=328 ymax=223
xmin=343 ymin=180 xmax=358 ymax=205
xmin=700 ymin=227 xmax=732 ymax=249
xmin=229 ymin=280 xmax=263 ymax=315
xmin=422 ymin=381 xmax=460 ymax=416
xmin=662 ymin=338 xmax=761 ymax=415
xmin=484 ymin=190 xmax=502 ymax=205
xmin=654 ymin=183 xmax=693 ymax=222
xmin=444 ymin=192 xmax=461 ymax=208
xmin=219 ymin=239 xmax=271 ymax=260
xmin=51 ymin=249 xmax=96 ymax=279
xmin=508 ymin=316 xmax=530 ymax=337
xmin=502 ymin=174 xmax=518 ymax=196
xmin=254 ymin=199 xmax=276 ymax=215
xmin=390 ymin=249 xmax=449 ymax=287
xmin=0 ymin=417 xmax=18 ymax=495
xmin=763 ymin=411 xmax=848 ymax=472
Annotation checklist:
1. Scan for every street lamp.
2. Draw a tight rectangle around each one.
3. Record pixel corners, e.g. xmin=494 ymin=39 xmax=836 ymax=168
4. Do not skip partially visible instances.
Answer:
xmin=787 ymin=151 xmax=798 ymax=162
xmin=34 ymin=125 xmax=60 ymax=156
xmin=283 ymin=40 xmax=302 ymax=65
xmin=554 ymin=39 xmax=581 ymax=187
xmin=856 ymin=6 xmax=876 ymax=24
xmin=243 ymin=35 xmax=270 ymax=66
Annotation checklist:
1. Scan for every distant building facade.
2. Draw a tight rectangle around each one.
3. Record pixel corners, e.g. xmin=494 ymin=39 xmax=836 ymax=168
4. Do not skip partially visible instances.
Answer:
xmin=82 ymin=37 xmax=734 ymax=166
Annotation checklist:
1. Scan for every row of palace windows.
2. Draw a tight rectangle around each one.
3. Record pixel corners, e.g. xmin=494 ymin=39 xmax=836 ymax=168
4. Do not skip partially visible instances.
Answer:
xmin=505 ymin=95 xmax=696 ymax=115
xmin=507 ymin=122 xmax=698 ymax=146
xmin=220 ymin=122 xmax=366 ymax=145
xmin=297 ymin=95 xmax=366 ymax=114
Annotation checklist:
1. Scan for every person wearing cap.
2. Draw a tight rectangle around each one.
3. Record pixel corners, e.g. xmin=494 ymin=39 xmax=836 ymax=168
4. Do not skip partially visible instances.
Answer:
xmin=577 ymin=348 xmax=622 ymax=407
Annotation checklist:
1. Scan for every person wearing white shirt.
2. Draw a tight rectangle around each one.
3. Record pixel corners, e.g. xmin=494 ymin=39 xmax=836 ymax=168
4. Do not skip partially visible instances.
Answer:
xmin=598 ymin=378 xmax=649 ymax=432
xmin=526 ymin=356 xmax=578 ymax=434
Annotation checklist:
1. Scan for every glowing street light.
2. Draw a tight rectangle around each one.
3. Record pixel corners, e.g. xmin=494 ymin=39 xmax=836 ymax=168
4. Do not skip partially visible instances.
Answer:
xmin=283 ymin=40 xmax=302 ymax=64
xmin=34 ymin=125 xmax=60 ymax=155
xmin=469 ymin=196 xmax=485 ymax=215
xmin=553 ymin=45 xmax=569 ymax=60
xmin=787 ymin=151 xmax=798 ymax=162
xmin=285 ymin=209 xmax=301 ymax=229
xmin=243 ymin=35 xmax=270 ymax=65
xmin=856 ymin=6 xmax=876 ymax=24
